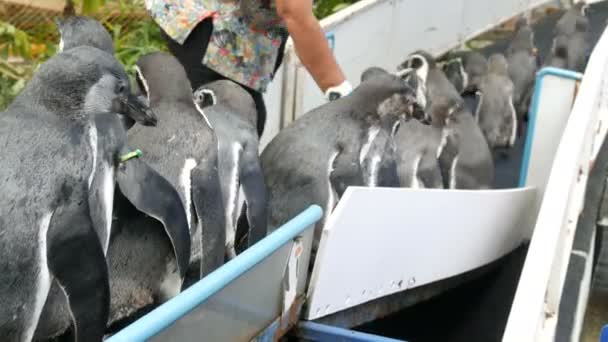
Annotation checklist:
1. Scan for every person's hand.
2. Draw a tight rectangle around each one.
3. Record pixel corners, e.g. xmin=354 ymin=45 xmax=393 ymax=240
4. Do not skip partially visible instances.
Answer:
xmin=324 ymin=80 xmax=353 ymax=101
xmin=276 ymin=0 xmax=347 ymax=96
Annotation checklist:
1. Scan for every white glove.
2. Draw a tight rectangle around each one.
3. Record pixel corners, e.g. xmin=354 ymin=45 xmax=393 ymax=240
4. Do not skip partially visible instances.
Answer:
xmin=324 ymin=80 xmax=353 ymax=101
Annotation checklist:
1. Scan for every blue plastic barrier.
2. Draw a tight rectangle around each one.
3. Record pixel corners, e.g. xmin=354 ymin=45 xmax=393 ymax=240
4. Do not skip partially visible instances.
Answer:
xmin=518 ymin=67 xmax=583 ymax=187
xmin=107 ymin=205 xmax=323 ymax=342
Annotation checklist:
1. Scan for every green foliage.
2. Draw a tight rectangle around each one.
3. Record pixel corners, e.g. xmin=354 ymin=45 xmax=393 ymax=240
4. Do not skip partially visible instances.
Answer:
xmin=0 ymin=0 xmax=359 ymax=110
xmin=111 ymin=20 xmax=167 ymax=77
xmin=0 ymin=22 xmax=31 ymax=59
xmin=314 ymin=0 xmax=360 ymax=19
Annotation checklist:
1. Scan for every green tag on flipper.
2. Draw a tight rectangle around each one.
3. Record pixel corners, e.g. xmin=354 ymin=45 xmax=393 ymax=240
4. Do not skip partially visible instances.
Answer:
xmin=119 ymin=149 xmax=143 ymax=163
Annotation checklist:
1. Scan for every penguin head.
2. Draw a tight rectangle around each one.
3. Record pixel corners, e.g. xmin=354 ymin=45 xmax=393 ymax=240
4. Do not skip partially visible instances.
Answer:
xmin=574 ymin=2 xmax=589 ymax=17
xmin=487 ymin=54 xmax=509 ymax=76
xmin=55 ymin=16 xmax=114 ymax=54
xmin=398 ymin=51 xmax=436 ymax=85
xmin=360 ymin=67 xmax=391 ymax=83
xmin=575 ymin=16 xmax=589 ymax=33
xmin=359 ymin=68 xmax=424 ymax=123
xmin=13 ymin=46 xmax=156 ymax=125
xmin=441 ymin=58 xmax=466 ymax=94
xmin=509 ymin=20 xmax=535 ymax=54
xmin=193 ymin=80 xmax=258 ymax=126
xmin=134 ymin=52 xmax=194 ymax=108
xmin=397 ymin=52 xmax=437 ymax=115
xmin=462 ymin=52 xmax=488 ymax=93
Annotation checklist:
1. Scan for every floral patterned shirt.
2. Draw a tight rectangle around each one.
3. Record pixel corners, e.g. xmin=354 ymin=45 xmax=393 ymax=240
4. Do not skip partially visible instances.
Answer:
xmin=145 ymin=0 xmax=287 ymax=92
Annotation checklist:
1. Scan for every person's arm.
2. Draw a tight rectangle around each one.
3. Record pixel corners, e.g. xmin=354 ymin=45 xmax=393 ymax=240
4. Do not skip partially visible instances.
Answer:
xmin=276 ymin=0 xmax=351 ymax=98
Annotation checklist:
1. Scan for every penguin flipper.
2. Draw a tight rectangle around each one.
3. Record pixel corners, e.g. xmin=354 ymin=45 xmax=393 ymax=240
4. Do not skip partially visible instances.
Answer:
xmin=191 ymin=159 xmax=227 ymax=277
xmin=330 ymin=145 xmax=365 ymax=197
xmin=46 ymin=198 xmax=109 ymax=342
xmin=239 ymin=144 xmax=268 ymax=249
xmin=115 ymin=156 xmax=191 ymax=279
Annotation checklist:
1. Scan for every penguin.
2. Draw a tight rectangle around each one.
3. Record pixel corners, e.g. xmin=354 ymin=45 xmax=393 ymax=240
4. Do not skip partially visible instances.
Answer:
xmin=474 ymin=53 xmax=518 ymax=150
xmin=554 ymin=2 xmax=589 ymax=38
xmin=193 ymin=80 xmax=268 ymax=259
xmin=128 ymin=51 xmax=226 ymax=281
xmin=442 ymin=51 xmax=488 ymax=95
xmin=506 ymin=18 xmax=538 ymax=134
xmin=393 ymin=95 xmax=459 ymax=189
xmin=399 ymin=51 xmax=495 ymax=189
xmin=261 ymin=67 xmax=418 ymax=261
xmin=55 ymin=16 xmax=114 ymax=54
xmin=546 ymin=34 xmax=570 ymax=69
xmin=442 ymin=58 xmax=468 ymax=94
xmin=565 ymin=17 xmax=591 ymax=72
xmin=0 ymin=46 xmax=190 ymax=342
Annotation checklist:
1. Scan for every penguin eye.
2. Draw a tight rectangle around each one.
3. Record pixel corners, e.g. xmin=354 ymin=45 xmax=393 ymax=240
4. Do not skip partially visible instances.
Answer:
xmin=116 ymin=82 xmax=126 ymax=94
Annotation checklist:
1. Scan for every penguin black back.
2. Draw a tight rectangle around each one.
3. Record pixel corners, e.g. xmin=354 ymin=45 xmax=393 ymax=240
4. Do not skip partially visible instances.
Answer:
xmin=261 ymin=68 xmax=418 ymax=261
xmin=194 ymin=80 xmax=267 ymax=258
xmin=130 ymin=51 xmax=226 ymax=280
xmin=1 ymin=46 xmax=189 ymax=342
xmin=56 ymin=16 xmax=114 ymax=54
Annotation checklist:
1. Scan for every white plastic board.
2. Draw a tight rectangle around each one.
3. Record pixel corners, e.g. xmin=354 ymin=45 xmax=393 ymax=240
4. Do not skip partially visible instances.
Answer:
xmin=523 ymin=74 xmax=579 ymax=238
xmin=305 ymin=186 xmax=537 ymax=320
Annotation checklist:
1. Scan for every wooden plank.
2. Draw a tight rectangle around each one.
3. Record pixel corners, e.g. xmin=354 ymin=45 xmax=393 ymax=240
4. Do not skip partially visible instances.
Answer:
xmin=1 ymin=0 xmax=65 ymax=12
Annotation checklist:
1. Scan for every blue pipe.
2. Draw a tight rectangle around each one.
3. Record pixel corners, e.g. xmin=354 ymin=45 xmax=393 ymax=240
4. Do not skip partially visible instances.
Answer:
xmin=107 ymin=205 xmax=323 ymax=342
xmin=294 ymin=321 xmax=407 ymax=342
xmin=518 ymin=67 xmax=582 ymax=187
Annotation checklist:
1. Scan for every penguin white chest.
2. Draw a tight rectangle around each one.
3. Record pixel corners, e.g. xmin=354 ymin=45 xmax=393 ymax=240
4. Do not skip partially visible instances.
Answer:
xmin=87 ymin=125 xmax=115 ymax=253
xmin=180 ymin=158 xmax=198 ymax=231
xmin=100 ymin=165 xmax=115 ymax=252
xmin=25 ymin=212 xmax=53 ymax=342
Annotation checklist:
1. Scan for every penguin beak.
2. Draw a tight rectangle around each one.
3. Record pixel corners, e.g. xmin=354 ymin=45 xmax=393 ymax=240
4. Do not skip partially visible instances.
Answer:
xmin=120 ymin=93 xmax=158 ymax=127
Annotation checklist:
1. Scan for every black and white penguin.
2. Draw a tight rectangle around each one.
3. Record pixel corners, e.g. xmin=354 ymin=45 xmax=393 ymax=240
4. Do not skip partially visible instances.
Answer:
xmin=0 ymin=46 xmax=190 ymax=342
xmin=193 ymin=80 xmax=268 ymax=259
xmin=475 ymin=53 xmax=518 ymax=149
xmin=261 ymin=67 xmax=418 ymax=259
xmin=399 ymin=51 xmax=495 ymax=189
xmin=442 ymin=58 xmax=468 ymax=94
xmin=55 ymin=15 xmax=114 ymax=54
xmin=128 ymin=52 xmax=226 ymax=280
xmin=442 ymin=51 xmax=488 ymax=94
xmin=393 ymin=95 xmax=459 ymax=189
xmin=554 ymin=2 xmax=589 ymax=38
xmin=556 ymin=17 xmax=590 ymax=72
xmin=506 ymin=17 xmax=538 ymax=132
xmin=546 ymin=34 xmax=570 ymax=69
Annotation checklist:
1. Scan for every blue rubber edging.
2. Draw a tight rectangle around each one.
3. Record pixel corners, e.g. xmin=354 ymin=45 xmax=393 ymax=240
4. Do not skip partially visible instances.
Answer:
xmin=107 ymin=204 xmax=323 ymax=342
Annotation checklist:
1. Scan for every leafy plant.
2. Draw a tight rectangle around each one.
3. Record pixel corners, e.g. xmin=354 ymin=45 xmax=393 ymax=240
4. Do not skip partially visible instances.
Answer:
xmin=314 ymin=0 xmax=360 ymax=19
xmin=111 ymin=20 xmax=167 ymax=76
xmin=0 ymin=22 xmax=31 ymax=59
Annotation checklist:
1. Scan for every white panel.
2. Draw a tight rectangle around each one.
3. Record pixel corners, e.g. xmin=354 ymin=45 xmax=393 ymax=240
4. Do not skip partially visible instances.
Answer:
xmin=305 ymin=186 xmax=537 ymax=320
xmin=524 ymin=75 xmax=578 ymax=237
xmin=389 ymin=0 xmax=465 ymax=62
xmin=299 ymin=0 xmax=396 ymax=116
